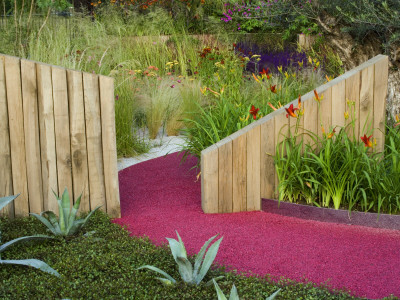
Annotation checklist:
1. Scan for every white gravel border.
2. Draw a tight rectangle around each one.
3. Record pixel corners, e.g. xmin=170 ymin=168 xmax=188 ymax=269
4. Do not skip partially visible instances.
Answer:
xmin=117 ymin=134 xmax=187 ymax=171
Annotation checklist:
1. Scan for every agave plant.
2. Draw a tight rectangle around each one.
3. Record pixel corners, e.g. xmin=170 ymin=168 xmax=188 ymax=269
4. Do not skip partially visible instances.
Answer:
xmin=137 ymin=231 xmax=223 ymax=286
xmin=0 ymin=194 xmax=60 ymax=277
xmin=30 ymin=188 xmax=101 ymax=237
xmin=213 ymin=279 xmax=281 ymax=300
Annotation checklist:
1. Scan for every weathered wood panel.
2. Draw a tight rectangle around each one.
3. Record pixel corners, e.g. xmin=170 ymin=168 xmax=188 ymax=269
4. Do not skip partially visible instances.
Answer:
xmin=345 ymin=72 xmax=361 ymax=140
xmin=232 ymin=134 xmax=246 ymax=212
xmin=0 ymin=54 xmax=120 ymax=218
xmin=359 ymin=65 xmax=374 ymax=134
xmin=83 ymin=73 xmax=106 ymax=211
xmin=320 ymin=87 xmax=332 ymax=138
xmin=201 ymin=145 xmax=219 ymax=213
xmin=260 ymin=118 xmax=275 ymax=199
xmin=67 ymin=69 xmax=90 ymax=211
xmin=303 ymin=95 xmax=319 ymax=149
xmin=247 ymin=126 xmax=261 ymax=211
xmin=52 ymin=66 xmax=74 ymax=200
xmin=21 ymin=60 xmax=43 ymax=214
xmin=218 ymin=139 xmax=233 ymax=213
xmin=0 ymin=56 xmax=14 ymax=217
xmin=37 ymin=63 xmax=59 ymax=213
xmin=99 ymin=75 xmax=120 ymax=218
xmin=331 ymin=80 xmax=346 ymax=129
xmin=4 ymin=56 xmax=29 ymax=217
xmin=373 ymin=56 xmax=389 ymax=153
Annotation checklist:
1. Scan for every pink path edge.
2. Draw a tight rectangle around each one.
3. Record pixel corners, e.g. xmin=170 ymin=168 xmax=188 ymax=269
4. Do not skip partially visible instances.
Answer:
xmin=114 ymin=152 xmax=400 ymax=299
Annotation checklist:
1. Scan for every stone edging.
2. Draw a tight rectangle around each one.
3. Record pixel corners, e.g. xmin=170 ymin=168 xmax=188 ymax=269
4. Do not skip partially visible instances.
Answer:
xmin=262 ymin=198 xmax=400 ymax=231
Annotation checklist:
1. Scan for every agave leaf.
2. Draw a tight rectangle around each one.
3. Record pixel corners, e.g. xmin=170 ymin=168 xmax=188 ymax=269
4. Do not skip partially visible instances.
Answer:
xmin=136 ymin=265 xmax=176 ymax=284
xmin=61 ymin=188 xmax=71 ymax=229
xmin=66 ymin=194 xmax=82 ymax=233
xmin=82 ymin=205 xmax=102 ymax=225
xmin=29 ymin=213 xmax=58 ymax=236
xmin=67 ymin=219 xmax=85 ymax=236
xmin=166 ymin=238 xmax=186 ymax=263
xmin=193 ymin=234 xmax=218 ymax=279
xmin=176 ymin=256 xmax=193 ymax=283
xmin=0 ymin=194 xmax=19 ymax=211
xmin=213 ymin=279 xmax=228 ymax=300
xmin=0 ymin=258 xmax=60 ymax=277
xmin=175 ymin=231 xmax=187 ymax=259
xmin=205 ymin=275 xmax=224 ymax=287
xmin=229 ymin=284 xmax=239 ymax=300
xmin=0 ymin=235 xmax=54 ymax=253
xmin=57 ymin=197 xmax=66 ymax=234
xmin=195 ymin=237 xmax=223 ymax=284
xmin=42 ymin=211 xmax=62 ymax=235
xmin=265 ymin=288 xmax=281 ymax=300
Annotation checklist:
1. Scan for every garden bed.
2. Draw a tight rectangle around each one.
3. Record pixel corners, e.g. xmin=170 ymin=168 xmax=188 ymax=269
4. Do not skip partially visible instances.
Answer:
xmin=262 ymin=198 xmax=400 ymax=231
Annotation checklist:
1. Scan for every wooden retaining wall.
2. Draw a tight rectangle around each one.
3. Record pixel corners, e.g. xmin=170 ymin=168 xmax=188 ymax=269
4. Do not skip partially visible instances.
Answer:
xmin=201 ymin=55 xmax=389 ymax=213
xmin=0 ymin=54 xmax=120 ymax=218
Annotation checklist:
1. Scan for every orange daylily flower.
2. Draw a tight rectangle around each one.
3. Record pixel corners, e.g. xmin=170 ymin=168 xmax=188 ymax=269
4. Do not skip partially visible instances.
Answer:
xmin=297 ymin=95 xmax=305 ymax=116
xmin=285 ymin=104 xmax=298 ymax=118
xmin=252 ymin=73 xmax=260 ymax=83
xmin=249 ymin=105 xmax=260 ymax=120
xmin=314 ymin=89 xmax=323 ymax=102
xmin=327 ymin=127 xmax=337 ymax=139
xmin=395 ymin=115 xmax=400 ymax=127
xmin=270 ymin=85 xmax=277 ymax=93
xmin=361 ymin=134 xmax=373 ymax=147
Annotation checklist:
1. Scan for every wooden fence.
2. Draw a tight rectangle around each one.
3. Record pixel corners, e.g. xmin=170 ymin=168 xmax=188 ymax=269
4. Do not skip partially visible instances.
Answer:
xmin=0 ymin=54 xmax=120 ymax=218
xmin=201 ymin=55 xmax=389 ymax=213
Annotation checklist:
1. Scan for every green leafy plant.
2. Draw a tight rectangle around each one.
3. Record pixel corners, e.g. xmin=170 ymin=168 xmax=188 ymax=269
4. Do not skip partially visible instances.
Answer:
xmin=213 ymin=278 xmax=281 ymax=300
xmin=0 ymin=194 xmax=60 ymax=277
xmin=30 ymin=188 xmax=101 ymax=237
xmin=137 ymin=231 xmax=223 ymax=286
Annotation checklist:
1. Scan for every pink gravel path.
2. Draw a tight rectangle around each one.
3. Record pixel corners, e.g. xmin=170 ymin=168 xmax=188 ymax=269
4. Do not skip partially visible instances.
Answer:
xmin=114 ymin=152 xmax=400 ymax=299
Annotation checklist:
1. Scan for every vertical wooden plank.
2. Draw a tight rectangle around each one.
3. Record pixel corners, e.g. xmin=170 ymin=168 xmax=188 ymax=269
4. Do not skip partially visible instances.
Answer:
xmin=303 ymin=97 xmax=319 ymax=148
xmin=67 ymin=70 xmax=90 ymax=212
xmin=320 ymin=87 xmax=332 ymax=138
xmin=260 ymin=118 xmax=275 ymax=199
xmin=37 ymin=63 xmax=59 ymax=213
xmin=218 ymin=139 xmax=233 ymax=213
xmin=0 ymin=55 xmax=14 ymax=218
xmin=274 ymin=111 xmax=290 ymax=198
xmin=52 ymin=66 xmax=73 ymax=200
xmin=99 ymin=75 xmax=120 ymax=218
xmin=83 ymin=72 xmax=106 ymax=211
xmin=232 ymin=134 xmax=246 ymax=212
xmin=21 ymin=60 xmax=43 ymax=214
xmin=331 ymin=80 xmax=346 ymax=128
xmin=345 ymin=72 xmax=361 ymax=141
xmin=359 ymin=65 xmax=374 ymax=135
xmin=373 ymin=56 xmax=389 ymax=153
xmin=5 ymin=56 xmax=29 ymax=217
xmin=247 ymin=126 xmax=261 ymax=211
xmin=201 ymin=145 xmax=219 ymax=213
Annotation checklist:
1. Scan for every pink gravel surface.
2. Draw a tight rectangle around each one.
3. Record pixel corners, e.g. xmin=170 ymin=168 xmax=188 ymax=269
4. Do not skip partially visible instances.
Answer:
xmin=114 ymin=152 xmax=400 ymax=299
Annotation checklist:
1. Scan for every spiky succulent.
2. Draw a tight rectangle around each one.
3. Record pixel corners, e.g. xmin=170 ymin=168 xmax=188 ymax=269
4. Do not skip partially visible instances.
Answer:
xmin=30 ymin=188 xmax=101 ymax=237
xmin=138 ymin=231 xmax=223 ymax=286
